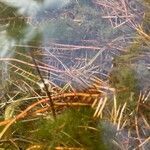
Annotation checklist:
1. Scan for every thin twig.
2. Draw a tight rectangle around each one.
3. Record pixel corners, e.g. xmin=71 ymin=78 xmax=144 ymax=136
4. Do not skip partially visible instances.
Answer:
xmin=29 ymin=50 xmax=56 ymax=119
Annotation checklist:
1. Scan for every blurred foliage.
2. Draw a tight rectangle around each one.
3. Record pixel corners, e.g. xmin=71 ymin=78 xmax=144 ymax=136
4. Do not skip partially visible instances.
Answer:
xmin=1 ymin=107 xmax=108 ymax=149
xmin=110 ymin=65 xmax=139 ymax=110
xmin=0 ymin=3 xmax=27 ymax=40
xmin=143 ymin=12 xmax=150 ymax=34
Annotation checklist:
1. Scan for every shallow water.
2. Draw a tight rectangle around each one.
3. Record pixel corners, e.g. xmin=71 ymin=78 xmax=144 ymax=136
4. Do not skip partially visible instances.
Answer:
xmin=0 ymin=0 xmax=149 ymax=149
xmin=0 ymin=0 xmax=147 ymax=91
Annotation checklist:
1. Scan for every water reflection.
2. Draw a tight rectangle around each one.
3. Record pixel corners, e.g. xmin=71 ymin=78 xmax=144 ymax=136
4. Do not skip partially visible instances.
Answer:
xmin=0 ymin=0 xmax=40 ymax=15
xmin=0 ymin=0 xmax=70 ymax=16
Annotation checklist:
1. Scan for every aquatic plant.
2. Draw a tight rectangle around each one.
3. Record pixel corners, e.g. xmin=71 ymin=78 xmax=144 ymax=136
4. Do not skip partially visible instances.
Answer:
xmin=0 ymin=0 xmax=149 ymax=149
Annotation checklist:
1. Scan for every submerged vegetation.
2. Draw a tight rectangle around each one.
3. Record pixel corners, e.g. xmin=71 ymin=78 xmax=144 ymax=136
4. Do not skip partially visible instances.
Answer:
xmin=0 ymin=0 xmax=149 ymax=149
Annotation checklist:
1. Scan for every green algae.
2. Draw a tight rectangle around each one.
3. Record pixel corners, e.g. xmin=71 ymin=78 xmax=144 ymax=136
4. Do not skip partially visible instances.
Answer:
xmin=110 ymin=65 xmax=139 ymax=112
xmin=0 ymin=3 xmax=27 ymax=40
xmin=1 ymin=107 xmax=108 ymax=150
